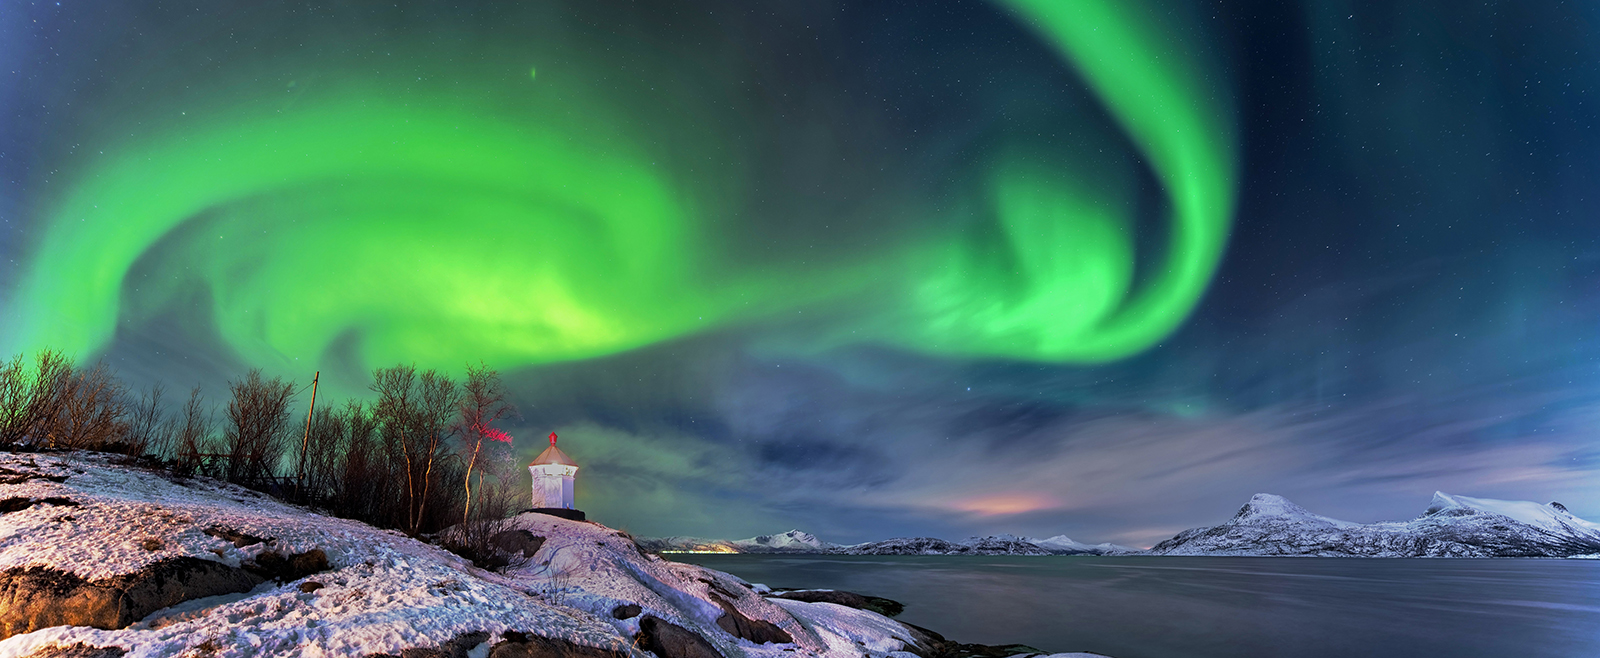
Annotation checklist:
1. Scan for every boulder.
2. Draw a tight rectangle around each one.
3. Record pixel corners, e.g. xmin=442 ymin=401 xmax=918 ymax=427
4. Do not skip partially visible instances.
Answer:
xmin=21 ymin=643 xmax=127 ymax=658
xmin=712 ymin=602 xmax=790 ymax=645
xmin=247 ymin=548 xmax=329 ymax=582
xmin=202 ymin=526 xmax=269 ymax=548
xmin=366 ymin=631 xmax=490 ymax=658
xmin=636 ymin=616 xmax=723 ymax=658
xmin=897 ymin=621 xmax=1045 ymax=658
xmin=699 ymin=577 xmax=791 ymax=644
xmin=489 ymin=530 xmax=545 ymax=558
xmin=489 ymin=631 xmax=632 ymax=658
xmin=0 ymin=558 xmax=261 ymax=639
xmin=0 ymin=497 xmax=78 ymax=514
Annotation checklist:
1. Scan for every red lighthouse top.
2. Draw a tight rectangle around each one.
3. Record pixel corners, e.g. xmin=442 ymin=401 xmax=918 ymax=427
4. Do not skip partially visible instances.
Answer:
xmin=530 ymin=432 xmax=576 ymax=467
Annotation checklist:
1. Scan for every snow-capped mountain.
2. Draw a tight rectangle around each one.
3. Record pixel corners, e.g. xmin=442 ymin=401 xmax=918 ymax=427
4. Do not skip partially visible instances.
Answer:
xmin=633 ymin=535 xmax=741 ymax=554
xmin=835 ymin=536 xmax=1053 ymax=556
xmin=638 ymin=529 xmax=837 ymax=554
xmin=644 ymin=530 xmax=1134 ymax=556
xmin=733 ymin=530 xmax=838 ymax=553
xmin=1027 ymin=535 xmax=1140 ymax=556
xmin=1149 ymin=492 xmax=1600 ymax=557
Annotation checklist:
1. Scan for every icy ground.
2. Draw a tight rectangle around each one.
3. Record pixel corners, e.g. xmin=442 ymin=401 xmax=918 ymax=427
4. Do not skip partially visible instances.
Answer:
xmin=0 ymin=453 xmax=1106 ymax=658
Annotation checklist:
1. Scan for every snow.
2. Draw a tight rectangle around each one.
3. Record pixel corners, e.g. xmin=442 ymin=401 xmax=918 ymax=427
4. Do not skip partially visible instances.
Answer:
xmin=1230 ymin=493 xmax=1360 ymax=529
xmin=0 ymin=452 xmax=963 ymax=658
xmin=1025 ymin=535 xmax=1137 ymax=555
xmin=1426 ymin=492 xmax=1600 ymax=533
xmin=1151 ymin=491 xmax=1600 ymax=557
xmin=770 ymin=599 xmax=921 ymax=657
xmin=646 ymin=530 xmax=1132 ymax=556
xmin=733 ymin=530 xmax=836 ymax=552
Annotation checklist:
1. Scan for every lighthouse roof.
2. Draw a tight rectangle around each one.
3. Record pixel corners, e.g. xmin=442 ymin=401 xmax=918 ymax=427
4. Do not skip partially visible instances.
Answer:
xmin=530 ymin=433 xmax=577 ymax=467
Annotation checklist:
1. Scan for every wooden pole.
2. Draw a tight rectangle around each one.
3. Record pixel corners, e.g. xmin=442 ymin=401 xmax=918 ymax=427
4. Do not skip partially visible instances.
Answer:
xmin=297 ymin=371 xmax=319 ymax=500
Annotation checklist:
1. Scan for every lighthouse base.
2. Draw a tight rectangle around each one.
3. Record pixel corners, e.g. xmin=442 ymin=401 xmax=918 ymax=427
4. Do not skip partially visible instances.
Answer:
xmin=522 ymin=507 xmax=586 ymax=522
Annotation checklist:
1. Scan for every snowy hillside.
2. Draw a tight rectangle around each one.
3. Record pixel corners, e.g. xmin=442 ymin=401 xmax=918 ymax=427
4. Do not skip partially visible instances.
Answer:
xmin=0 ymin=451 xmax=1105 ymax=658
xmin=1149 ymin=492 xmax=1600 ymax=557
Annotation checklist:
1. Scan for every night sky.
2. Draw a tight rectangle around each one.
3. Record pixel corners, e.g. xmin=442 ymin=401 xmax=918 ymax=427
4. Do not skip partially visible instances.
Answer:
xmin=4 ymin=1 xmax=1599 ymax=548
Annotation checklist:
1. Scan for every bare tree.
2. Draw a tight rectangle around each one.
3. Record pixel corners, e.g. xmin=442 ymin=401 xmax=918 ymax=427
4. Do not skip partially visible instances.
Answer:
xmin=412 ymin=369 xmax=459 ymax=532
xmin=371 ymin=365 xmax=460 ymax=534
xmin=331 ymin=400 xmax=385 ymax=523
xmin=0 ymin=352 xmax=25 ymax=445
xmin=171 ymin=386 xmax=215 ymax=476
xmin=0 ymin=353 xmax=31 ymax=446
xmin=124 ymin=383 xmax=168 ymax=458
xmin=222 ymin=369 xmax=297 ymax=489
xmin=19 ymin=351 xmax=73 ymax=446
xmin=372 ymin=365 xmax=419 ymax=529
xmin=52 ymin=361 xmax=129 ymax=450
xmin=453 ymin=362 xmax=517 ymax=525
xmin=438 ymin=477 xmax=531 ymax=572
xmin=0 ymin=350 xmax=77 ymax=447
xmin=298 ymin=405 xmax=345 ymax=504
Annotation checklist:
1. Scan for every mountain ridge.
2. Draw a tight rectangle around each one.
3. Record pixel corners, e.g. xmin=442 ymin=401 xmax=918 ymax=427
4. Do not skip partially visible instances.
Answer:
xmin=641 ymin=530 xmax=1136 ymax=556
xmin=1150 ymin=491 xmax=1600 ymax=557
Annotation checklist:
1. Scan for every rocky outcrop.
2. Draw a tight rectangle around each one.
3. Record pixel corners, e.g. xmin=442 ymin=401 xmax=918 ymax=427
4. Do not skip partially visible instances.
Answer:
xmin=202 ymin=526 xmax=268 ymax=548
xmin=770 ymin=589 xmax=904 ymax=617
xmin=21 ymin=643 xmax=128 ymax=658
xmin=489 ymin=631 xmax=632 ymax=658
xmin=0 ymin=466 xmax=66 ymax=486
xmin=700 ymin=577 xmax=792 ymax=644
xmin=246 ymin=548 xmax=329 ymax=582
xmin=0 ymin=557 xmax=260 ymax=639
xmin=0 ymin=452 xmax=980 ymax=657
xmin=637 ymin=616 xmax=724 ymax=658
xmin=0 ymin=497 xmax=77 ymax=514
xmin=898 ymin=622 xmax=1045 ymax=658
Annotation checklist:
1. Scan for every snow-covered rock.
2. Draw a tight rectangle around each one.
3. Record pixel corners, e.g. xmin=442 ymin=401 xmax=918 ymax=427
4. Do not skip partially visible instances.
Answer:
xmin=0 ymin=452 xmax=957 ymax=658
xmin=1149 ymin=492 xmax=1600 ymax=557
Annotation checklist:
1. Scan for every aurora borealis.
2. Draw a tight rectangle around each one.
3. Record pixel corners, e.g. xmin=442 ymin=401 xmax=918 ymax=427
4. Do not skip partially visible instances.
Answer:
xmin=5 ymin=0 xmax=1600 ymax=546
xmin=3 ymin=0 xmax=1232 ymax=371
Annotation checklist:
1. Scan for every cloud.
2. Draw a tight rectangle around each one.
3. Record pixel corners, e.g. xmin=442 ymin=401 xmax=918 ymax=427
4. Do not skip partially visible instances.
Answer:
xmin=566 ymin=347 xmax=1600 ymax=547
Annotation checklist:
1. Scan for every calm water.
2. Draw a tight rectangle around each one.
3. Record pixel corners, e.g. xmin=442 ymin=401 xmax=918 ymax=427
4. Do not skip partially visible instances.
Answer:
xmin=673 ymin=555 xmax=1600 ymax=658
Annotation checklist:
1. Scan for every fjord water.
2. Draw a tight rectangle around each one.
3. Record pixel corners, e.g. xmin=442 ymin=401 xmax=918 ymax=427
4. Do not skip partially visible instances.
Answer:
xmin=675 ymin=555 xmax=1600 ymax=658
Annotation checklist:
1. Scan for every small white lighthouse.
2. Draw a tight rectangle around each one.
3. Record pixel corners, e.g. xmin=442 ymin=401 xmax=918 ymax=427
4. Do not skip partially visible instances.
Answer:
xmin=529 ymin=432 xmax=577 ymax=510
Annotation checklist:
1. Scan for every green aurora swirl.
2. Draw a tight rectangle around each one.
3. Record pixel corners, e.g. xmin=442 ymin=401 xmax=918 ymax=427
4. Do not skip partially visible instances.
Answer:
xmin=2 ymin=0 xmax=1234 ymax=374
